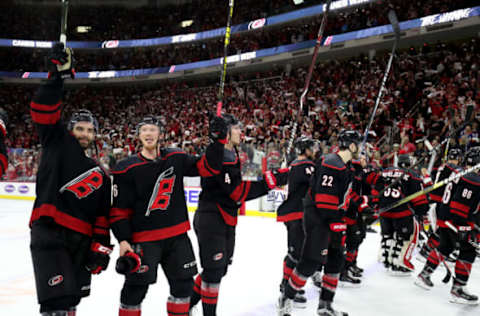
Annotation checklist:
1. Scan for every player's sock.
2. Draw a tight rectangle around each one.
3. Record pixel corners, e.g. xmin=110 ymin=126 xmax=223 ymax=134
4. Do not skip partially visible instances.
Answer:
xmin=320 ymin=273 xmax=339 ymax=302
xmin=190 ymin=274 xmax=202 ymax=308
xmin=167 ymin=296 xmax=189 ymax=316
xmin=119 ymin=304 xmax=141 ymax=316
xmin=201 ymin=281 xmax=219 ymax=316
xmin=282 ymin=258 xmax=294 ymax=290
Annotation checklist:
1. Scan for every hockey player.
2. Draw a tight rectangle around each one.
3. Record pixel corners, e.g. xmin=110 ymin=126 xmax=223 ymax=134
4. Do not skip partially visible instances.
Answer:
xmin=415 ymin=147 xmax=480 ymax=305
xmin=376 ymin=154 xmax=429 ymax=275
xmin=189 ymin=114 xmax=288 ymax=316
xmin=339 ymin=159 xmax=376 ymax=286
xmin=29 ymin=43 xmax=113 ymax=316
xmin=0 ymin=108 xmax=8 ymax=178
xmin=418 ymin=148 xmax=463 ymax=261
xmin=110 ymin=115 xmax=228 ymax=316
xmin=276 ymin=137 xmax=316 ymax=307
xmin=278 ymin=130 xmax=362 ymax=316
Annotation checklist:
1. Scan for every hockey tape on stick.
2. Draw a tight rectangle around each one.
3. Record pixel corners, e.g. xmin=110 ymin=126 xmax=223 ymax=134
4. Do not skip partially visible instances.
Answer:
xmin=60 ymin=0 xmax=69 ymax=45
xmin=284 ymin=0 xmax=332 ymax=163
xmin=360 ymin=10 xmax=400 ymax=158
xmin=217 ymin=0 xmax=235 ymax=117
xmin=379 ymin=162 xmax=480 ymax=214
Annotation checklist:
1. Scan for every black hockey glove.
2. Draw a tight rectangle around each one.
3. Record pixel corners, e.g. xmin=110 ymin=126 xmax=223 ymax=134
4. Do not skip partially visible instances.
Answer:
xmin=46 ymin=42 xmax=75 ymax=80
xmin=85 ymin=242 xmax=113 ymax=274
xmin=0 ymin=108 xmax=7 ymax=137
xmin=116 ymin=244 xmax=143 ymax=275
xmin=209 ymin=115 xmax=228 ymax=144
xmin=264 ymin=168 xmax=289 ymax=189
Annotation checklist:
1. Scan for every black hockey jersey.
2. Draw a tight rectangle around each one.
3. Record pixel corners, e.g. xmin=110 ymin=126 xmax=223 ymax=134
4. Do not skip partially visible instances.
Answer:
xmin=276 ymin=159 xmax=315 ymax=222
xmin=375 ymin=167 xmax=428 ymax=218
xmin=447 ymin=171 xmax=480 ymax=227
xmin=308 ymin=154 xmax=354 ymax=214
xmin=0 ymin=133 xmax=7 ymax=177
xmin=429 ymin=163 xmax=460 ymax=204
xmin=110 ymin=143 xmax=223 ymax=243
xmin=29 ymin=79 xmax=111 ymax=244
xmin=198 ymin=147 xmax=288 ymax=226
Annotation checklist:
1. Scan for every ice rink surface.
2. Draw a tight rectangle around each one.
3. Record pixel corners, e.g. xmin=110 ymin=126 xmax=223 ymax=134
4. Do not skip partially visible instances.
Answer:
xmin=1 ymin=199 xmax=479 ymax=316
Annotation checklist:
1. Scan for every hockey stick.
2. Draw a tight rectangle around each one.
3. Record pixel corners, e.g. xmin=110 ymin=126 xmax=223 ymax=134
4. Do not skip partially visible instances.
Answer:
xmin=60 ymin=0 xmax=69 ymax=45
xmin=216 ymin=0 xmax=235 ymax=117
xmin=360 ymin=10 xmax=400 ymax=157
xmin=379 ymin=161 xmax=480 ymax=214
xmin=284 ymin=0 xmax=332 ymax=163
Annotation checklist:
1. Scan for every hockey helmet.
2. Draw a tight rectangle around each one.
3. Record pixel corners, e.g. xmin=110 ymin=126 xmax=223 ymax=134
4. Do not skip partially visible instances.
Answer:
xmin=397 ymin=154 xmax=411 ymax=168
xmin=294 ymin=137 xmax=315 ymax=155
xmin=338 ymin=130 xmax=362 ymax=150
xmin=136 ymin=115 xmax=163 ymax=135
xmin=222 ymin=113 xmax=241 ymax=129
xmin=447 ymin=147 xmax=463 ymax=161
xmin=464 ymin=146 xmax=480 ymax=166
xmin=68 ymin=109 xmax=98 ymax=132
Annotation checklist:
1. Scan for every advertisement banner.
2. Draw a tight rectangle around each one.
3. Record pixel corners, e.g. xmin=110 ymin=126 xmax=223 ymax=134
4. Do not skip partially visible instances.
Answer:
xmin=0 ymin=182 xmax=35 ymax=200
xmin=2 ymin=6 xmax=478 ymax=80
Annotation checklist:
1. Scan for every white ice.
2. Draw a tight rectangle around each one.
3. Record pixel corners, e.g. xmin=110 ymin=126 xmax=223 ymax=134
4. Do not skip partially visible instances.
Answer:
xmin=0 ymin=199 xmax=479 ymax=316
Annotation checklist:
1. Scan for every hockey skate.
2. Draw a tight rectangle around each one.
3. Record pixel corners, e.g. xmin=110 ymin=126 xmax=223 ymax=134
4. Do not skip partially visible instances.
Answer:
xmin=339 ymin=269 xmax=361 ymax=288
xmin=450 ymin=284 xmax=479 ymax=305
xmin=276 ymin=295 xmax=293 ymax=316
xmin=414 ymin=271 xmax=434 ymax=290
xmin=293 ymin=291 xmax=307 ymax=309
xmin=389 ymin=265 xmax=412 ymax=277
xmin=317 ymin=300 xmax=348 ymax=316
xmin=280 ymin=282 xmax=306 ymax=309
xmin=350 ymin=263 xmax=363 ymax=276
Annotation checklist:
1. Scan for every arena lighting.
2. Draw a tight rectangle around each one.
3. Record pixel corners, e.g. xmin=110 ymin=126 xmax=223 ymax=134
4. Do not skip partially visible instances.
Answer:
xmin=181 ymin=20 xmax=194 ymax=28
xmin=293 ymin=0 xmax=304 ymax=4
xmin=76 ymin=26 xmax=92 ymax=33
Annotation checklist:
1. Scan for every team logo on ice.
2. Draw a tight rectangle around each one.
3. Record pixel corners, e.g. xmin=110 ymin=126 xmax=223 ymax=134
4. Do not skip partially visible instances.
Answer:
xmin=60 ymin=167 xmax=104 ymax=199
xmin=48 ymin=275 xmax=64 ymax=286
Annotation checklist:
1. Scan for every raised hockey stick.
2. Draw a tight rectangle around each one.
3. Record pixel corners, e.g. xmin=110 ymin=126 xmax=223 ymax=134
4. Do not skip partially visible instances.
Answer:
xmin=60 ymin=0 xmax=69 ymax=45
xmin=360 ymin=10 xmax=400 ymax=158
xmin=216 ymin=0 xmax=235 ymax=117
xmin=283 ymin=0 xmax=332 ymax=164
xmin=379 ymin=161 xmax=480 ymax=214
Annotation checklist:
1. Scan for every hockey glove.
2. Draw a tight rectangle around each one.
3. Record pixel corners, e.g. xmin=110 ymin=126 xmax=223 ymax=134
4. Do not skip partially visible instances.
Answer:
xmin=46 ymin=42 xmax=75 ymax=80
xmin=0 ymin=108 xmax=7 ymax=137
xmin=264 ymin=168 xmax=289 ymax=189
xmin=116 ymin=244 xmax=143 ymax=275
xmin=358 ymin=195 xmax=375 ymax=216
xmin=85 ymin=242 xmax=113 ymax=274
xmin=209 ymin=115 xmax=228 ymax=144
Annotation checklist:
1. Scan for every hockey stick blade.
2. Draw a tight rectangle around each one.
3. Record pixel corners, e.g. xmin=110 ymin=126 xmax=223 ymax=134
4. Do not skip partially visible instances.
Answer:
xmin=442 ymin=265 xmax=452 ymax=283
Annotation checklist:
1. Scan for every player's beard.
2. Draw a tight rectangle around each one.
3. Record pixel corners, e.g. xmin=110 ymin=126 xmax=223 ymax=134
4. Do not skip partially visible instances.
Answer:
xmin=77 ymin=137 xmax=93 ymax=149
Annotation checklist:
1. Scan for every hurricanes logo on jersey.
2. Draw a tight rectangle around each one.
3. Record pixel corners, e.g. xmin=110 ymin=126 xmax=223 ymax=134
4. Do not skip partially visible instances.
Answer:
xmin=59 ymin=167 xmax=104 ymax=199
xmin=146 ymin=167 xmax=176 ymax=216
